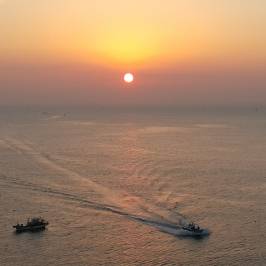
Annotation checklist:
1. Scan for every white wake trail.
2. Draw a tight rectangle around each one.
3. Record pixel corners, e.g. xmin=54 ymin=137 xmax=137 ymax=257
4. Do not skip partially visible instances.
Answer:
xmin=3 ymin=137 xmax=191 ymax=235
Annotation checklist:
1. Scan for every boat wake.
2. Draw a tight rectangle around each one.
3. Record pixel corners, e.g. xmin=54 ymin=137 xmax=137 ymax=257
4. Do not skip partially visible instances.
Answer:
xmin=1 ymin=136 xmax=210 ymax=238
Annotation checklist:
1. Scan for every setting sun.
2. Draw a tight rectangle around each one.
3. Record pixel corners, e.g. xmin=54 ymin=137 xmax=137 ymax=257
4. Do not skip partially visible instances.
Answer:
xmin=124 ymin=73 xmax=134 ymax=83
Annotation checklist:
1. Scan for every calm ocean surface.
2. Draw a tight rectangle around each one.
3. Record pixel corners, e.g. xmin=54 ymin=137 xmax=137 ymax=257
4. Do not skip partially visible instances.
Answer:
xmin=0 ymin=107 xmax=265 ymax=266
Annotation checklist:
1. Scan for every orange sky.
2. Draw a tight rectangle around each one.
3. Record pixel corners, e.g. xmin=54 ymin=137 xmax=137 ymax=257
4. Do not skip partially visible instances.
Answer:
xmin=0 ymin=0 xmax=265 ymax=106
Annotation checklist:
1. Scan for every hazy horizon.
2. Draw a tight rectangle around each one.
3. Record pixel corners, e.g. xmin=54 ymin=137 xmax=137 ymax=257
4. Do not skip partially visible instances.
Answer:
xmin=0 ymin=0 xmax=265 ymax=106
xmin=1 ymin=2 xmax=266 ymax=265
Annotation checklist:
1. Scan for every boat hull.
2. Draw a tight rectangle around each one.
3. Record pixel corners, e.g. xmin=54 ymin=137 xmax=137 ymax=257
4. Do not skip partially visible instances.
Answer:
xmin=13 ymin=224 xmax=47 ymax=233
xmin=180 ymin=228 xmax=210 ymax=237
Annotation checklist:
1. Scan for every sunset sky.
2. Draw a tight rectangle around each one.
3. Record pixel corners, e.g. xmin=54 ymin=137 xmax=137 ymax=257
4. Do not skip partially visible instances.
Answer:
xmin=0 ymin=0 xmax=265 ymax=106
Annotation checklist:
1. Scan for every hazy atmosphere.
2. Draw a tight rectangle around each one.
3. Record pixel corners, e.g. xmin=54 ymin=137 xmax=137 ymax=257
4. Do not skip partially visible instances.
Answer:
xmin=0 ymin=0 xmax=265 ymax=106
xmin=1 ymin=1 xmax=266 ymax=266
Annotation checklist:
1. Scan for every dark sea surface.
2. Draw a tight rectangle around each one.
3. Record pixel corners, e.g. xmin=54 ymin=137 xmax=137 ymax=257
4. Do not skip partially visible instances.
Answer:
xmin=0 ymin=106 xmax=265 ymax=265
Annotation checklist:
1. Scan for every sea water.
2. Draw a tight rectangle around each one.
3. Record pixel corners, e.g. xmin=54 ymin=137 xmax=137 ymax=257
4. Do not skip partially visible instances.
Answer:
xmin=0 ymin=106 xmax=265 ymax=265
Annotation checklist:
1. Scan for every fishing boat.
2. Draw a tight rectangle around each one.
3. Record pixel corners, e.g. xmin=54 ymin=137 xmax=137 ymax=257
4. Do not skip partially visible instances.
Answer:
xmin=13 ymin=217 xmax=49 ymax=233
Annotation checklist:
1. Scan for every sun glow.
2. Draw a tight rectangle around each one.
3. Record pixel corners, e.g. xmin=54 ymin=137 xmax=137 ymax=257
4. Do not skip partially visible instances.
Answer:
xmin=124 ymin=73 xmax=134 ymax=83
